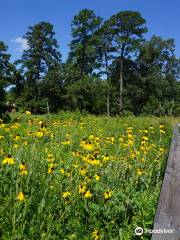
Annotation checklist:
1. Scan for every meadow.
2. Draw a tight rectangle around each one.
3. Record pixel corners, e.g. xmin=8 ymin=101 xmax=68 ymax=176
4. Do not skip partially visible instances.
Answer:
xmin=0 ymin=112 xmax=173 ymax=240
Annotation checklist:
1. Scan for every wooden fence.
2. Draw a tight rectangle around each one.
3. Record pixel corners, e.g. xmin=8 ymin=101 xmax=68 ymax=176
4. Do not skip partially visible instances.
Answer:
xmin=152 ymin=123 xmax=180 ymax=240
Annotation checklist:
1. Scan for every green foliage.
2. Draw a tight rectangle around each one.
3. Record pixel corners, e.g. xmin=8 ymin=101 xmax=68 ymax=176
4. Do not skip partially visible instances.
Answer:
xmin=68 ymin=9 xmax=103 ymax=77
xmin=4 ymin=10 xmax=180 ymax=117
xmin=40 ymin=64 xmax=64 ymax=112
xmin=16 ymin=21 xmax=61 ymax=105
xmin=0 ymin=41 xmax=12 ymax=119
xmin=142 ymin=96 xmax=162 ymax=115
xmin=25 ymin=99 xmax=48 ymax=114
xmin=106 ymin=11 xmax=148 ymax=112
xmin=107 ymin=11 xmax=147 ymax=56
xmin=120 ymin=110 xmax=135 ymax=117
xmin=65 ymin=76 xmax=107 ymax=114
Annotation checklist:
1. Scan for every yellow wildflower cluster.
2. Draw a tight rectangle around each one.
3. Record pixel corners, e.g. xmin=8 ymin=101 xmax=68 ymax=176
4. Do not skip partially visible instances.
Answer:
xmin=19 ymin=162 xmax=28 ymax=175
xmin=2 ymin=155 xmax=15 ymax=165
xmin=0 ymin=114 xmax=170 ymax=239
xmin=17 ymin=192 xmax=26 ymax=201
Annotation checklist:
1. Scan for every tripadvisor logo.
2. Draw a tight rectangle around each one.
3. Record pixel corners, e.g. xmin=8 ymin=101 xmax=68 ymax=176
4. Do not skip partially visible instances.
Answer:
xmin=135 ymin=227 xmax=174 ymax=236
xmin=135 ymin=227 xmax=143 ymax=236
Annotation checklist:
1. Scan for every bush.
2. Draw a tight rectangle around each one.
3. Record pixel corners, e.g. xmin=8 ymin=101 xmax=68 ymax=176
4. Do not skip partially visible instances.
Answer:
xmin=174 ymin=103 xmax=180 ymax=116
xmin=142 ymin=96 xmax=160 ymax=115
xmin=0 ymin=113 xmax=11 ymax=123
xmin=25 ymin=99 xmax=48 ymax=114
xmin=120 ymin=110 xmax=135 ymax=117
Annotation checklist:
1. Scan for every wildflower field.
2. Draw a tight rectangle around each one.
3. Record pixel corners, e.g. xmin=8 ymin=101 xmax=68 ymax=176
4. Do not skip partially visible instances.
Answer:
xmin=0 ymin=112 xmax=172 ymax=240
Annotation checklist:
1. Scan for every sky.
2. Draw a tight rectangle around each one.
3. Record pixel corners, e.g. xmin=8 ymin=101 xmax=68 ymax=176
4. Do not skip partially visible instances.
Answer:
xmin=0 ymin=0 xmax=180 ymax=62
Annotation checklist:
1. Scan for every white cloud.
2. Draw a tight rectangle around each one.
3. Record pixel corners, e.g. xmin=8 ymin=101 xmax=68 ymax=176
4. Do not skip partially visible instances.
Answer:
xmin=11 ymin=37 xmax=28 ymax=52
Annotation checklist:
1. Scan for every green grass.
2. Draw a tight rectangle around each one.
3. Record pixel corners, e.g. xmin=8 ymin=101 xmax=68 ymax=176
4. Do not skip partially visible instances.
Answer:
xmin=0 ymin=112 xmax=173 ymax=239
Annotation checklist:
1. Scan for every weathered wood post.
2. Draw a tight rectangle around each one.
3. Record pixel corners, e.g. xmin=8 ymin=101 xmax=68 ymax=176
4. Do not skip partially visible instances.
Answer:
xmin=152 ymin=123 xmax=180 ymax=240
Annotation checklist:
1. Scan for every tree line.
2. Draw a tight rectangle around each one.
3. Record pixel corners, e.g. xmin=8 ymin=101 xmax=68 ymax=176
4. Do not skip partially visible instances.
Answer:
xmin=0 ymin=9 xmax=180 ymax=118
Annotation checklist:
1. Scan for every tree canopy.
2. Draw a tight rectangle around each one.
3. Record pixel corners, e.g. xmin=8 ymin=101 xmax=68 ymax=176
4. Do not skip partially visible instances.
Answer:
xmin=1 ymin=9 xmax=180 ymax=117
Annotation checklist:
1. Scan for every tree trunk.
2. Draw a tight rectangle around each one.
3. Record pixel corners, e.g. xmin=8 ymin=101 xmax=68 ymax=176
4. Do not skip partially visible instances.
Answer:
xmin=105 ymin=53 xmax=110 ymax=117
xmin=47 ymin=101 xmax=50 ymax=115
xmin=80 ymin=40 xmax=86 ymax=78
xmin=119 ymin=58 xmax=123 ymax=113
xmin=107 ymin=88 xmax=110 ymax=117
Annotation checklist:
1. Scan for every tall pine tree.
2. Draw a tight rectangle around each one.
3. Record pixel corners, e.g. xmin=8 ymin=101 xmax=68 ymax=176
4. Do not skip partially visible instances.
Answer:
xmin=0 ymin=41 xmax=12 ymax=118
xmin=18 ymin=21 xmax=61 ymax=106
xmin=68 ymin=9 xmax=102 ymax=78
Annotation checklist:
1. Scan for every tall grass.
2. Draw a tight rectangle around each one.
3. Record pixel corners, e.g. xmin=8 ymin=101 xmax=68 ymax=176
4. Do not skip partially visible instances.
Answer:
xmin=0 ymin=113 xmax=172 ymax=239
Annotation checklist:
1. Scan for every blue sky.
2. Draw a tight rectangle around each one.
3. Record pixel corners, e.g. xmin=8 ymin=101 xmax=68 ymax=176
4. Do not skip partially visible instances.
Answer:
xmin=0 ymin=0 xmax=179 ymax=62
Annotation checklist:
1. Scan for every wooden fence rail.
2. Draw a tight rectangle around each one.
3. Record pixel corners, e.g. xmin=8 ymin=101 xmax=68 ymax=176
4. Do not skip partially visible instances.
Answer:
xmin=152 ymin=123 xmax=180 ymax=240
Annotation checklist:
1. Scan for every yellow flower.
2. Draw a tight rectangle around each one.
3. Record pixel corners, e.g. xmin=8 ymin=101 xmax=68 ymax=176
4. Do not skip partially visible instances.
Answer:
xmin=0 ymin=135 xmax=5 ymax=141
xmin=0 ymin=123 xmax=5 ymax=128
xmin=130 ymin=152 xmax=136 ymax=159
xmin=47 ymin=153 xmax=54 ymax=162
xmin=20 ymin=170 xmax=28 ymax=175
xmin=142 ymin=136 xmax=148 ymax=141
xmin=127 ymin=134 xmax=133 ymax=140
xmin=38 ymin=120 xmax=44 ymax=127
xmin=84 ymin=190 xmax=92 ymax=198
xmin=62 ymin=191 xmax=71 ymax=198
xmin=92 ymin=229 xmax=100 ymax=240
xmin=94 ymin=175 xmax=100 ymax=181
xmin=160 ymin=124 xmax=165 ymax=129
xmin=89 ymin=159 xmax=101 ymax=166
xmin=2 ymin=155 xmax=15 ymax=165
xmin=119 ymin=137 xmax=124 ymax=143
xmin=11 ymin=123 xmax=20 ymax=129
xmin=13 ymin=135 xmax=20 ymax=141
xmin=160 ymin=129 xmax=165 ymax=134
xmin=72 ymin=151 xmax=81 ymax=157
xmin=25 ymin=111 xmax=31 ymax=115
xmin=84 ymin=176 xmax=91 ymax=183
xmin=36 ymin=131 xmax=43 ymax=138
xmin=128 ymin=139 xmax=134 ymax=146
xmin=82 ymin=143 xmax=94 ymax=151
xmin=136 ymin=168 xmax=143 ymax=176
xmin=159 ymin=147 xmax=165 ymax=152
xmin=0 ymin=149 xmax=5 ymax=155
xmin=73 ymin=163 xmax=78 ymax=168
xmin=141 ymin=140 xmax=146 ymax=146
xmin=48 ymin=167 xmax=53 ymax=174
xmin=59 ymin=168 xmax=65 ymax=174
xmin=79 ymin=184 xmax=87 ymax=194
xmin=79 ymin=167 xmax=87 ymax=176
xmin=111 ymin=137 xmax=115 ymax=144
xmin=13 ymin=144 xmax=18 ymax=149
xmin=28 ymin=119 xmax=33 ymax=126
xmin=17 ymin=192 xmax=26 ymax=201
xmin=19 ymin=163 xmax=28 ymax=175
xmin=103 ymin=155 xmax=110 ymax=161
xmin=48 ymin=163 xmax=57 ymax=174
xmin=126 ymin=128 xmax=133 ymax=134
xmin=62 ymin=140 xmax=71 ymax=145
xmin=103 ymin=191 xmax=112 ymax=200
xmin=65 ymin=171 xmax=71 ymax=177
xmin=19 ymin=163 xmax=26 ymax=171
